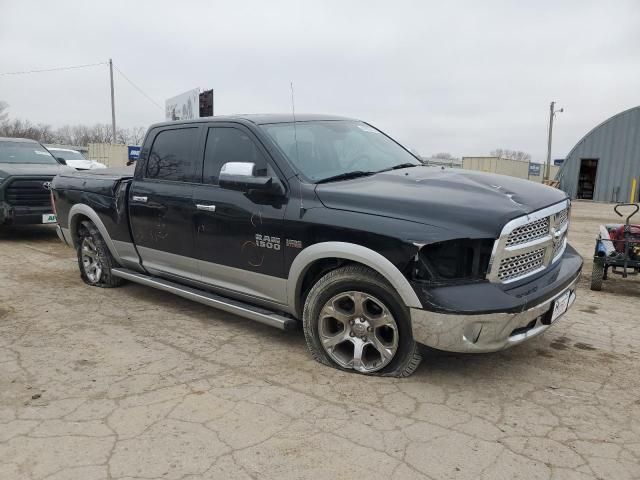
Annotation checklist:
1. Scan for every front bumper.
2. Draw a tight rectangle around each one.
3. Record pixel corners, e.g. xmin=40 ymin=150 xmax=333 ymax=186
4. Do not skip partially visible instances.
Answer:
xmin=0 ymin=202 xmax=55 ymax=226
xmin=410 ymin=250 xmax=582 ymax=353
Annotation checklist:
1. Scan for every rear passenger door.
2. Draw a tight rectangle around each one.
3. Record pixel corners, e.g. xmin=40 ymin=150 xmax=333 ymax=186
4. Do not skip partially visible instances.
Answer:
xmin=129 ymin=126 xmax=203 ymax=281
xmin=191 ymin=124 xmax=288 ymax=305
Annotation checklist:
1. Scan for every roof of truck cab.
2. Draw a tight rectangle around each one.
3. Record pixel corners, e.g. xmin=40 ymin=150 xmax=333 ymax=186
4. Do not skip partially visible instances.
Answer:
xmin=148 ymin=113 xmax=357 ymax=129
xmin=0 ymin=137 xmax=40 ymax=143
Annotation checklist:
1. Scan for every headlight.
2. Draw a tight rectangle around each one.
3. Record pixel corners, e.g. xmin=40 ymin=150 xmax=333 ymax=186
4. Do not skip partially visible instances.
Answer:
xmin=413 ymin=238 xmax=494 ymax=283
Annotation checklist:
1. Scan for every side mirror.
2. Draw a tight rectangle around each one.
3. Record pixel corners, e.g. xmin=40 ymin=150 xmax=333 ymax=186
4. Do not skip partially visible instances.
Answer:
xmin=218 ymin=162 xmax=283 ymax=195
xmin=56 ymin=157 xmax=67 ymax=165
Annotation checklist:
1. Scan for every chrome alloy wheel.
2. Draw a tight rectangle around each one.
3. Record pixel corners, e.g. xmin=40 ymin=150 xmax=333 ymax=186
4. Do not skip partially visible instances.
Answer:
xmin=318 ymin=291 xmax=399 ymax=373
xmin=81 ymin=237 xmax=103 ymax=283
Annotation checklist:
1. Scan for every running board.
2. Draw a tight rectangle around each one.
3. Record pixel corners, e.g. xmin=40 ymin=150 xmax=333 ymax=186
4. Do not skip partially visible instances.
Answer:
xmin=111 ymin=268 xmax=296 ymax=331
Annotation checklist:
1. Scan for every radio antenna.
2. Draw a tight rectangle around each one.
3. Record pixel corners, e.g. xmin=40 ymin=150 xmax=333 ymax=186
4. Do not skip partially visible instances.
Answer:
xmin=290 ymin=81 xmax=305 ymax=215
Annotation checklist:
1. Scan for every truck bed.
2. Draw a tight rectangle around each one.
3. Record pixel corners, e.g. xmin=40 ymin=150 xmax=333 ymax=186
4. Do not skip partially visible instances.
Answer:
xmin=51 ymin=166 xmax=136 ymax=250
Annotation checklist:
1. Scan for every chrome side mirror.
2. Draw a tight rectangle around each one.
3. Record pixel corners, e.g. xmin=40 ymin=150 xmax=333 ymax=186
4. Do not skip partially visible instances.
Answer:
xmin=219 ymin=162 xmax=283 ymax=195
xmin=220 ymin=162 xmax=255 ymax=177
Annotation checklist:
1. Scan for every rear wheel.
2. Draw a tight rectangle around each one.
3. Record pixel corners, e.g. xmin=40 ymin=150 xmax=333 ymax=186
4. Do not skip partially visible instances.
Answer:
xmin=76 ymin=220 xmax=124 ymax=288
xmin=590 ymin=259 xmax=604 ymax=291
xmin=302 ymin=265 xmax=421 ymax=377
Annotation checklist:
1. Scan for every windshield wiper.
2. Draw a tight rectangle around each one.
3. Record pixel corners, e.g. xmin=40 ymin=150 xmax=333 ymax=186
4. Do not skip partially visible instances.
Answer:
xmin=378 ymin=163 xmax=420 ymax=173
xmin=316 ymin=170 xmax=377 ymax=184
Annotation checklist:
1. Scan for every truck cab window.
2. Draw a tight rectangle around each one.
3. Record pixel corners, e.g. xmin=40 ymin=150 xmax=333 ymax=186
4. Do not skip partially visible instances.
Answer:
xmin=203 ymin=127 xmax=273 ymax=184
xmin=146 ymin=128 xmax=199 ymax=182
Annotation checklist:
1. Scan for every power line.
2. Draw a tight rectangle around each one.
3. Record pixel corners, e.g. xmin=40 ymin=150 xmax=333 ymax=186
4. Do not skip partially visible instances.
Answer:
xmin=0 ymin=59 xmax=164 ymax=116
xmin=0 ymin=61 xmax=107 ymax=76
xmin=113 ymin=64 xmax=164 ymax=111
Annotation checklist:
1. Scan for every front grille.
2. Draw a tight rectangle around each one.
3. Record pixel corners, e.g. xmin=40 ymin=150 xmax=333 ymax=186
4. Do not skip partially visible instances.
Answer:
xmin=554 ymin=208 xmax=568 ymax=229
xmin=5 ymin=178 xmax=53 ymax=207
xmin=497 ymin=248 xmax=546 ymax=281
xmin=552 ymin=232 xmax=567 ymax=259
xmin=506 ymin=217 xmax=550 ymax=247
xmin=488 ymin=201 xmax=570 ymax=284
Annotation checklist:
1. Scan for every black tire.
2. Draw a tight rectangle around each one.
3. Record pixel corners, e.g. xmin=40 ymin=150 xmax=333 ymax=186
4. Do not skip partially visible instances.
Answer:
xmin=591 ymin=259 xmax=604 ymax=291
xmin=302 ymin=264 xmax=422 ymax=377
xmin=76 ymin=220 xmax=124 ymax=288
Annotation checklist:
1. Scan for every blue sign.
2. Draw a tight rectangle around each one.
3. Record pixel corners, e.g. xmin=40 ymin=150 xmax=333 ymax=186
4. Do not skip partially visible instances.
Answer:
xmin=528 ymin=163 xmax=541 ymax=176
xmin=553 ymin=158 xmax=564 ymax=166
xmin=128 ymin=146 xmax=141 ymax=161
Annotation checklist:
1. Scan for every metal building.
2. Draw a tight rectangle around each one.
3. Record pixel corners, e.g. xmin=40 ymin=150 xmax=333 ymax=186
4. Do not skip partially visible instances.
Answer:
xmin=461 ymin=156 xmax=559 ymax=183
xmin=558 ymin=106 xmax=640 ymax=202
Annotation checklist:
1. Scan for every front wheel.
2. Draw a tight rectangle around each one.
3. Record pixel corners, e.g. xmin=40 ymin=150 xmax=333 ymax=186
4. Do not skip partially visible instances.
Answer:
xmin=76 ymin=220 xmax=124 ymax=288
xmin=302 ymin=265 xmax=422 ymax=377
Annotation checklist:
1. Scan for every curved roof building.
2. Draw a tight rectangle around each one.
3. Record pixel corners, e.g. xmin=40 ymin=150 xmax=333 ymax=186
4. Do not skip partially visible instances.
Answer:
xmin=558 ymin=106 xmax=640 ymax=202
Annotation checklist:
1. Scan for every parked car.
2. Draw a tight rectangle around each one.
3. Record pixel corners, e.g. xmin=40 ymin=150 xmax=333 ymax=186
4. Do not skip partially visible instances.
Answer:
xmin=47 ymin=147 xmax=107 ymax=170
xmin=51 ymin=114 xmax=582 ymax=377
xmin=0 ymin=137 xmax=73 ymax=226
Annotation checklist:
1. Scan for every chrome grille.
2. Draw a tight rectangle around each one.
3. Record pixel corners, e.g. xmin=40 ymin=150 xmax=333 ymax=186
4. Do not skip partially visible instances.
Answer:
xmin=487 ymin=201 xmax=570 ymax=284
xmin=498 ymin=248 xmax=546 ymax=281
xmin=552 ymin=232 xmax=567 ymax=259
xmin=554 ymin=209 xmax=568 ymax=229
xmin=506 ymin=217 xmax=550 ymax=247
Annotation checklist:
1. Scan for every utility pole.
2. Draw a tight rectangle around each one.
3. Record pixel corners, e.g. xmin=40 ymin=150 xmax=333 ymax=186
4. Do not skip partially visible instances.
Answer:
xmin=545 ymin=101 xmax=563 ymax=181
xmin=109 ymin=59 xmax=116 ymax=143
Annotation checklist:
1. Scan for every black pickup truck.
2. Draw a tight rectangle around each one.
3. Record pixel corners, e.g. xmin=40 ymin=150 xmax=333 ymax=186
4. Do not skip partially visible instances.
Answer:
xmin=52 ymin=114 xmax=582 ymax=377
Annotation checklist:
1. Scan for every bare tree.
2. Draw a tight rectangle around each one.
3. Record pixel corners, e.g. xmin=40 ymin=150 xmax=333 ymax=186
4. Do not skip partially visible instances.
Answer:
xmin=432 ymin=152 xmax=456 ymax=160
xmin=490 ymin=149 xmax=532 ymax=162
xmin=128 ymin=126 xmax=146 ymax=145
xmin=0 ymin=106 xmax=147 ymax=147
xmin=0 ymin=101 xmax=8 ymax=125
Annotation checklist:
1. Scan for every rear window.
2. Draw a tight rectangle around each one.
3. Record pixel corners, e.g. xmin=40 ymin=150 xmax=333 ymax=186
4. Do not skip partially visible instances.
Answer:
xmin=0 ymin=141 xmax=59 ymax=164
xmin=146 ymin=128 xmax=199 ymax=182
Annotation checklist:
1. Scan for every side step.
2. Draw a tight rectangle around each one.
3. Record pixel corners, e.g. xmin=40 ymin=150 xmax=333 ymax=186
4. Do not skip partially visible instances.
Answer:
xmin=111 ymin=268 xmax=297 ymax=331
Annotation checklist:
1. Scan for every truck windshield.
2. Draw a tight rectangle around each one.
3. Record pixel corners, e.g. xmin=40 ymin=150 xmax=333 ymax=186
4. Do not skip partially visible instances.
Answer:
xmin=0 ymin=141 xmax=59 ymax=164
xmin=261 ymin=120 xmax=421 ymax=182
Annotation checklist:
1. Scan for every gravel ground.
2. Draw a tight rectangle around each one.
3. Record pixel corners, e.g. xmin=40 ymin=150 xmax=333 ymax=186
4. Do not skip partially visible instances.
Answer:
xmin=0 ymin=200 xmax=639 ymax=480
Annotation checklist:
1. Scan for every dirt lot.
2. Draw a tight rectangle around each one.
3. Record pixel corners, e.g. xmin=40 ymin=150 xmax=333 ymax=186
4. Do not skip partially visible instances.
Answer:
xmin=0 ymin=200 xmax=639 ymax=480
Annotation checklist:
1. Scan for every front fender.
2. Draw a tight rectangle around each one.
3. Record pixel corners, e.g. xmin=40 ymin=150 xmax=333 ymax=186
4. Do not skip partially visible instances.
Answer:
xmin=287 ymin=241 xmax=422 ymax=315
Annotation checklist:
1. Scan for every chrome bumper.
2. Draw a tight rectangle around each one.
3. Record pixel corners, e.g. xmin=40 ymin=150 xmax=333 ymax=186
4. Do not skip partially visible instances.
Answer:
xmin=410 ymin=275 xmax=579 ymax=353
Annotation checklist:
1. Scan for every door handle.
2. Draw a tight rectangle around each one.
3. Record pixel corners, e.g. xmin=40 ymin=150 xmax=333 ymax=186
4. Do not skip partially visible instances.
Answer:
xmin=196 ymin=204 xmax=216 ymax=212
xmin=132 ymin=196 xmax=148 ymax=203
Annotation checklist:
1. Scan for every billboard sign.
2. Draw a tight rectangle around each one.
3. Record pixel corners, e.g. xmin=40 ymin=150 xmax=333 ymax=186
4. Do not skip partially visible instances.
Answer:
xmin=553 ymin=158 xmax=565 ymax=166
xmin=165 ymin=88 xmax=199 ymax=121
xmin=128 ymin=146 xmax=141 ymax=161
xmin=528 ymin=163 xmax=541 ymax=177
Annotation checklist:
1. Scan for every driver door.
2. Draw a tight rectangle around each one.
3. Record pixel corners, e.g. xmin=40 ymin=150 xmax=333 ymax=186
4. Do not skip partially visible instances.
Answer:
xmin=190 ymin=125 xmax=288 ymax=305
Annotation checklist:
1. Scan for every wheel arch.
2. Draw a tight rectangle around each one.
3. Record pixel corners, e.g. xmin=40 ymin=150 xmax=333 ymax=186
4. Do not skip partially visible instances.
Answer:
xmin=68 ymin=204 xmax=122 ymax=264
xmin=287 ymin=242 xmax=422 ymax=317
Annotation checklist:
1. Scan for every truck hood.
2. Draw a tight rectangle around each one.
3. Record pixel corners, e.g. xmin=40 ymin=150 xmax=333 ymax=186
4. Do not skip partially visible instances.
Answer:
xmin=66 ymin=159 xmax=107 ymax=170
xmin=0 ymin=162 xmax=73 ymax=177
xmin=314 ymin=166 xmax=568 ymax=238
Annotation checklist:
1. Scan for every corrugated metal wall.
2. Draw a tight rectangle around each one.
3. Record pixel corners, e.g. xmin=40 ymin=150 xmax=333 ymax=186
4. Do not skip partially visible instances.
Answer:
xmin=87 ymin=143 xmax=128 ymax=167
xmin=461 ymin=156 xmax=558 ymax=182
xmin=558 ymin=106 xmax=640 ymax=202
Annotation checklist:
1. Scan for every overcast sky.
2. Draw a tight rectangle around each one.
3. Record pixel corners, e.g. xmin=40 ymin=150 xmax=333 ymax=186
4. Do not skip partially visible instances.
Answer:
xmin=1 ymin=0 xmax=639 ymax=160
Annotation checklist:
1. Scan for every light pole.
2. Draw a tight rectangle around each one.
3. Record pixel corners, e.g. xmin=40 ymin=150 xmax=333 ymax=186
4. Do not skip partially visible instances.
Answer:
xmin=109 ymin=59 xmax=116 ymax=143
xmin=545 ymin=101 xmax=563 ymax=181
